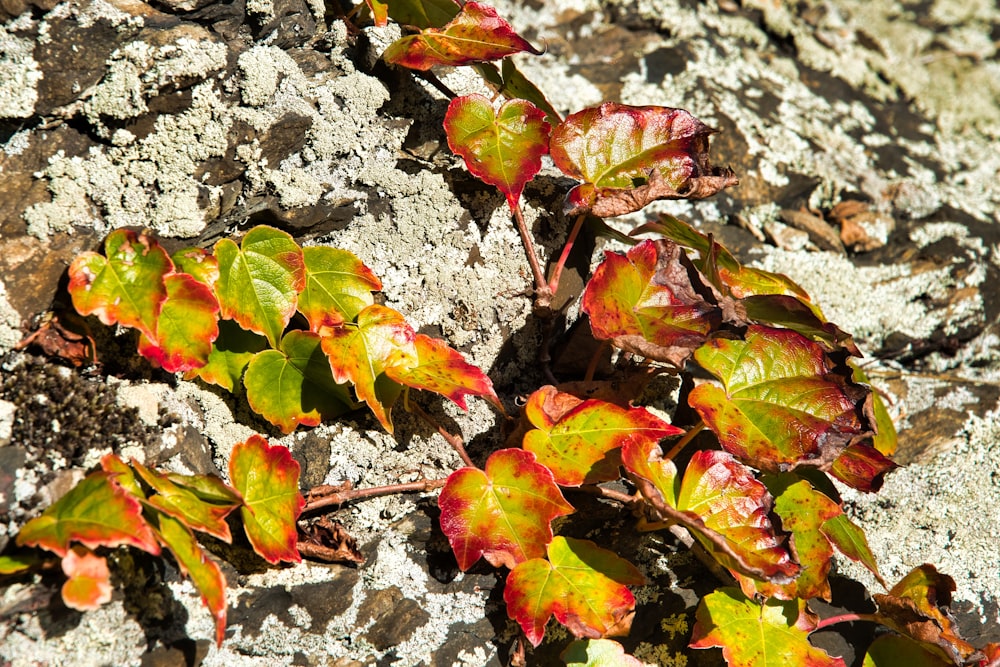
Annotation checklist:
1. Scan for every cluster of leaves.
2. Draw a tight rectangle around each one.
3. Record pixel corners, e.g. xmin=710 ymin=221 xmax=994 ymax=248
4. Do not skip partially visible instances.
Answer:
xmin=1 ymin=436 xmax=302 ymax=646
xmin=66 ymin=225 xmax=499 ymax=433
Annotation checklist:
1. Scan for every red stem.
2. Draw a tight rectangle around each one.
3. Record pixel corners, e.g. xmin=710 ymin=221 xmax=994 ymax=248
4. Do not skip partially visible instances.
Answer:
xmin=547 ymin=212 xmax=588 ymax=296
xmin=511 ymin=202 xmax=553 ymax=311
xmin=303 ymin=478 xmax=448 ymax=515
xmin=814 ymin=612 xmax=880 ymax=631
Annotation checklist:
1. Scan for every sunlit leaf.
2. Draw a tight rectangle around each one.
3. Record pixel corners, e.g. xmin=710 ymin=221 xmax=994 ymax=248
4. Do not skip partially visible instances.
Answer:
xmin=245 ymin=330 xmax=354 ymax=433
xmin=383 ymin=2 xmax=540 ymax=70
xmin=522 ymin=385 xmax=680 ymax=486
xmin=171 ymin=247 xmax=219 ymax=288
xmin=16 ymin=471 xmax=160 ymax=558
xmin=166 ymin=471 xmax=243 ymax=507
xmin=821 ymin=514 xmax=884 ymax=587
xmin=863 ymin=635 xmax=952 ymax=667
xmin=184 ymin=320 xmax=268 ymax=392
xmin=690 ymin=588 xmax=846 ymax=667
xmin=443 ymin=94 xmax=550 ymax=210
xmin=365 ymin=0 xmax=389 ymax=26
xmin=505 ymin=536 xmax=645 ymax=647
xmin=852 ymin=363 xmax=898 ymax=457
xmin=829 ymin=443 xmax=898 ymax=493
xmin=137 ymin=273 xmax=220 ymax=373
xmin=384 ymin=0 xmax=459 ymax=28
xmin=321 ymin=304 xmax=417 ymax=433
xmin=214 ymin=225 xmax=305 ymax=347
xmin=438 ymin=448 xmax=574 ymax=571
xmin=689 ymin=325 xmax=867 ymax=471
xmin=582 ymin=239 xmax=719 ymax=367
xmin=68 ymin=229 xmax=172 ymax=340
xmin=298 ymin=246 xmax=381 ymax=331
xmin=100 ymin=452 xmax=145 ymax=498
xmin=60 ymin=545 xmax=112 ymax=612
xmin=0 ymin=552 xmax=38 ymax=575
xmin=549 ymin=104 xmax=738 ymax=217
xmin=561 ymin=639 xmax=646 ymax=667
xmin=384 ymin=333 xmax=500 ymax=411
xmin=229 ymin=435 xmax=304 ymax=564
xmin=131 ymin=460 xmax=239 ymax=542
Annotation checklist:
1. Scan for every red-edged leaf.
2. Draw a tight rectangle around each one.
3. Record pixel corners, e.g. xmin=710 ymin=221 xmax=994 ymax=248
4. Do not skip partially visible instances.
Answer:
xmin=438 ymin=448 xmax=574 ymax=571
xmin=131 ymin=460 xmax=239 ymax=542
xmin=852 ymin=363 xmax=898 ymax=457
xmin=154 ymin=511 xmax=227 ymax=646
xmin=830 ymin=443 xmax=898 ymax=493
xmin=549 ymin=103 xmax=738 ymax=217
xmin=561 ymin=639 xmax=646 ymax=667
xmin=365 ymin=0 xmax=389 ymax=25
xmin=299 ymin=246 xmax=381 ymax=331
xmin=0 ymin=552 xmax=38 ymax=575
xmin=229 ymin=435 xmax=304 ymax=564
xmin=689 ymin=325 xmax=867 ymax=471
xmin=16 ymin=471 xmax=160 ymax=558
xmin=863 ymin=635 xmax=953 ymax=667
xmin=184 ymin=320 xmax=268 ymax=392
xmin=582 ymin=239 xmax=719 ymax=367
xmin=443 ymin=94 xmax=550 ymax=210
xmin=820 ymin=513 xmax=885 ymax=587
xmin=505 ymin=536 xmax=645 ymax=647
xmin=383 ymin=2 xmax=540 ymax=70
xmin=321 ymin=304 xmax=417 ymax=433
xmin=166 ymin=472 xmax=243 ymax=506
xmin=137 ymin=273 xmax=220 ymax=373
xmin=100 ymin=452 xmax=145 ymax=498
xmin=384 ymin=333 xmax=501 ymax=411
xmin=171 ymin=247 xmax=219 ymax=288
xmin=214 ymin=225 xmax=305 ymax=347
xmin=522 ymin=385 xmax=680 ymax=486
xmin=60 ymin=545 xmax=112 ymax=612
xmin=384 ymin=0 xmax=459 ymax=28
xmin=244 ymin=330 xmax=354 ymax=433
xmin=68 ymin=229 xmax=172 ymax=340
xmin=690 ymin=588 xmax=846 ymax=667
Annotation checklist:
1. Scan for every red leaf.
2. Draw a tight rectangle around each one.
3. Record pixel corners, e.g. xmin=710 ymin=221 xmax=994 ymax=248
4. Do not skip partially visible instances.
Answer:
xmin=365 ymin=0 xmax=389 ymax=25
xmin=444 ymin=94 xmax=550 ymax=210
xmin=830 ymin=443 xmax=898 ymax=493
xmin=438 ymin=448 xmax=574 ymax=571
xmin=131 ymin=460 xmax=240 ymax=542
xmin=136 ymin=273 xmax=220 ymax=373
xmin=60 ymin=546 xmax=112 ymax=612
xmin=229 ymin=435 xmax=304 ymax=564
xmin=504 ymin=536 xmax=645 ymax=647
xmin=549 ymin=104 xmax=738 ymax=217
xmin=383 ymin=2 xmax=540 ymax=70
xmin=171 ymin=246 xmax=219 ymax=288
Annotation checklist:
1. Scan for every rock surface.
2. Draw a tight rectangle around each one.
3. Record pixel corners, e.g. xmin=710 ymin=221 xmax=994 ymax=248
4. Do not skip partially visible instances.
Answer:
xmin=1 ymin=0 xmax=999 ymax=664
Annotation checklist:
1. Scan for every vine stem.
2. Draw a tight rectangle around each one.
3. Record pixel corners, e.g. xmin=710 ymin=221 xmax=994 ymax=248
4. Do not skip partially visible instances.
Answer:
xmin=814 ymin=613 xmax=880 ymax=630
xmin=511 ymin=202 xmax=552 ymax=311
xmin=302 ymin=478 xmax=448 ymax=515
xmin=546 ymin=212 xmax=588 ymax=296
xmin=662 ymin=421 xmax=705 ymax=461
xmin=408 ymin=399 xmax=476 ymax=468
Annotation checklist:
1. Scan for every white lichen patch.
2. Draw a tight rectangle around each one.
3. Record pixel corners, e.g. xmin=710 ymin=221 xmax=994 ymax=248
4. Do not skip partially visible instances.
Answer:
xmin=0 ymin=281 xmax=23 ymax=355
xmin=0 ymin=25 xmax=42 ymax=119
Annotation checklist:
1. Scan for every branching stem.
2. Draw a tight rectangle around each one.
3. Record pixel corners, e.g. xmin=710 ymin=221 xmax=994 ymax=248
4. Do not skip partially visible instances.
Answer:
xmin=663 ymin=421 xmax=705 ymax=461
xmin=303 ymin=478 xmax=448 ymax=515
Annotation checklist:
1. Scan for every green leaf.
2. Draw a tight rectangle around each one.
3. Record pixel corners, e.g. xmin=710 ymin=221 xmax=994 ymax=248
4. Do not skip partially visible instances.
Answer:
xmin=561 ymin=639 xmax=646 ymax=667
xmin=443 ymin=94 xmax=550 ymax=210
xmin=690 ymin=588 xmax=846 ymax=667
xmin=298 ymin=246 xmax=381 ymax=331
xmin=245 ymin=330 xmax=354 ymax=433
xmin=171 ymin=246 xmax=219 ymax=288
xmin=504 ymin=537 xmax=645 ymax=647
xmin=522 ymin=385 xmax=681 ymax=486
xmin=0 ymin=552 xmax=39 ymax=575
xmin=549 ymin=104 xmax=738 ymax=217
xmin=820 ymin=514 xmax=885 ymax=588
xmin=100 ymin=453 xmax=145 ymax=498
xmin=863 ymin=635 xmax=953 ymax=667
xmin=438 ymin=448 xmax=574 ymax=571
xmin=137 ymin=273 xmax=220 ymax=373
xmin=741 ymin=295 xmax=859 ymax=356
xmin=184 ymin=320 xmax=268 ymax=392
xmin=383 ymin=0 xmax=459 ymax=28
xmin=852 ymin=362 xmax=898 ymax=457
xmin=229 ymin=435 xmax=304 ymax=564
xmin=689 ymin=325 xmax=866 ymax=471
xmin=131 ymin=460 xmax=240 ymax=542
xmin=68 ymin=229 xmax=172 ymax=340
xmin=16 ymin=471 xmax=160 ymax=558
xmin=364 ymin=0 xmax=389 ymax=25
xmin=214 ymin=225 xmax=305 ymax=347
xmin=60 ymin=545 xmax=112 ymax=612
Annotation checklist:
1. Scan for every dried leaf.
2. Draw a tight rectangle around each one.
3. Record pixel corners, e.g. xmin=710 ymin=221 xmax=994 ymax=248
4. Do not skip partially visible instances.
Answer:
xmin=297 ymin=517 xmax=365 ymax=564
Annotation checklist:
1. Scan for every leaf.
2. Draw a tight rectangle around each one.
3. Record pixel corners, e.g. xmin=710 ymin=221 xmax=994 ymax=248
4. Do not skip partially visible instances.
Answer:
xmin=582 ymin=239 xmax=720 ymax=367
xmin=365 ymin=0 xmax=389 ymax=26
xmin=68 ymin=229 xmax=172 ymax=340
xmin=321 ymin=304 xmax=417 ymax=433
xmin=852 ymin=363 xmax=898 ymax=457
xmin=166 ymin=472 xmax=243 ymax=507
xmin=561 ymin=639 xmax=646 ymax=667
xmin=829 ymin=443 xmax=898 ymax=493
xmin=0 ymin=552 xmax=38 ymax=575
xmin=622 ymin=442 xmax=798 ymax=583
xmin=438 ymin=448 xmax=574 ymax=571
xmin=689 ymin=325 xmax=867 ymax=471
xmin=474 ymin=58 xmax=562 ymax=127
xmin=245 ymin=330 xmax=354 ymax=433
xmin=505 ymin=536 xmax=645 ymax=647
xmin=443 ymin=94 xmax=550 ymax=210
xmin=214 ymin=225 xmax=305 ymax=347
xmin=383 ymin=2 xmax=540 ymax=70
xmin=821 ymin=513 xmax=885 ymax=587
xmin=229 ymin=435 xmax=304 ymax=564
xmin=298 ymin=246 xmax=381 ymax=331
xmin=384 ymin=333 xmax=501 ymax=411
xmin=136 ymin=273 xmax=220 ymax=373
xmin=741 ymin=295 xmax=859 ymax=356
xmin=863 ymin=635 xmax=953 ymax=667
xmin=171 ymin=247 xmax=219 ymax=288
xmin=60 ymin=545 xmax=112 ymax=612
xmin=16 ymin=471 xmax=160 ymax=558
xmin=100 ymin=453 xmax=145 ymax=498
xmin=131 ymin=460 xmax=240 ymax=542
xmin=297 ymin=516 xmax=365 ymax=565
xmin=153 ymin=511 xmax=227 ymax=646
xmin=690 ymin=588 xmax=846 ymax=667
xmin=184 ymin=320 xmax=268 ymax=392
xmin=383 ymin=0 xmax=459 ymax=28
xmin=522 ymin=385 xmax=681 ymax=486
xmin=549 ymin=104 xmax=738 ymax=217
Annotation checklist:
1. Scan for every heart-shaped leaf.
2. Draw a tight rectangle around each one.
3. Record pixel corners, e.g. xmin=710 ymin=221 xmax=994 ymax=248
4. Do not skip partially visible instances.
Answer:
xmin=245 ymin=330 xmax=354 ymax=433
xmin=522 ymin=385 xmax=681 ymax=486
xmin=229 ymin=435 xmax=304 ymax=564
xmin=131 ymin=460 xmax=240 ymax=542
xmin=438 ymin=448 xmax=574 ymax=571
xmin=383 ymin=0 xmax=459 ymax=28
xmin=504 ymin=536 xmax=645 ymax=647
xmin=384 ymin=333 xmax=501 ymax=411
xmin=214 ymin=225 xmax=305 ymax=347
xmin=444 ymin=94 xmax=550 ymax=210
xmin=690 ymin=588 xmax=846 ymax=667
xmin=171 ymin=246 xmax=219 ymax=288
xmin=136 ymin=273 xmax=220 ymax=373
xmin=185 ymin=320 xmax=268 ymax=392
xmin=60 ymin=546 xmax=112 ymax=612
xmin=298 ymin=246 xmax=381 ymax=331
xmin=549 ymin=104 xmax=738 ymax=217
xmin=689 ymin=325 xmax=866 ymax=471
xmin=582 ymin=239 xmax=720 ymax=367
xmin=383 ymin=1 xmax=540 ymax=70
xmin=321 ymin=304 xmax=417 ymax=433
